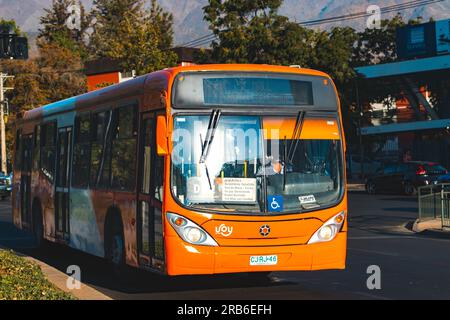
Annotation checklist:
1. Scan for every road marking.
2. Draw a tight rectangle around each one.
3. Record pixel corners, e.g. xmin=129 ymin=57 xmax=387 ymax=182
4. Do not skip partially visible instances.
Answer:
xmin=349 ymin=235 xmax=416 ymax=240
xmin=349 ymin=235 xmax=450 ymax=243
xmin=348 ymin=247 xmax=400 ymax=257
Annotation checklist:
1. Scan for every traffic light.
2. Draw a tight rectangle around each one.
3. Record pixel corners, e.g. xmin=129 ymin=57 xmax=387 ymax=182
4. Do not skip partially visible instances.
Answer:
xmin=0 ymin=34 xmax=12 ymax=59
xmin=0 ymin=27 xmax=28 ymax=60
xmin=12 ymin=37 xmax=28 ymax=60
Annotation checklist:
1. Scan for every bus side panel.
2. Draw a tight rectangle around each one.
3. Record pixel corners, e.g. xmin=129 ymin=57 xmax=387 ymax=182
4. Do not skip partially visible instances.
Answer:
xmin=39 ymin=175 xmax=56 ymax=241
xmin=68 ymin=188 xmax=105 ymax=257
xmin=12 ymin=167 xmax=21 ymax=228
xmin=90 ymin=190 xmax=114 ymax=256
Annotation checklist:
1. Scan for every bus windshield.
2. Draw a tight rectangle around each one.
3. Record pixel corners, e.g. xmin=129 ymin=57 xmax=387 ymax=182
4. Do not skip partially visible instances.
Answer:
xmin=171 ymin=115 xmax=343 ymax=214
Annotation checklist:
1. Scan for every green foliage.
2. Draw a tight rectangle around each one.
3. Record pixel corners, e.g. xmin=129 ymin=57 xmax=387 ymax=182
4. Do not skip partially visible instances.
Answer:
xmin=0 ymin=250 xmax=75 ymax=300
xmin=200 ymin=0 xmax=357 ymax=85
xmin=90 ymin=0 xmax=177 ymax=74
xmin=198 ymin=1 xmax=435 ymax=145
xmin=0 ymin=41 xmax=86 ymax=160
xmin=353 ymin=14 xmax=424 ymax=66
xmin=0 ymin=18 xmax=25 ymax=36
xmin=38 ymin=0 xmax=91 ymax=60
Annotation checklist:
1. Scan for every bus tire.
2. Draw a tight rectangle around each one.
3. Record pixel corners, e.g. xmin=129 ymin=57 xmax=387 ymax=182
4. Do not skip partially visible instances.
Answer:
xmin=32 ymin=200 xmax=45 ymax=250
xmin=366 ymin=181 xmax=376 ymax=195
xmin=105 ymin=211 xmax=127 ymax=277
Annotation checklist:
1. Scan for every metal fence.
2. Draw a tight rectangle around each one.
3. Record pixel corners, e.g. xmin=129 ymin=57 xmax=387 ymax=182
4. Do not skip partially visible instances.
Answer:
xmin=418 ymin=183 xmax=450 ymax=228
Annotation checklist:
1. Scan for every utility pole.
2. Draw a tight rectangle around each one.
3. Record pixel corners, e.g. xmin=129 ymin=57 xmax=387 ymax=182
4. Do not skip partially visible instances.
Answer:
xmin=0 ymin=72 xmax=14 ymax=174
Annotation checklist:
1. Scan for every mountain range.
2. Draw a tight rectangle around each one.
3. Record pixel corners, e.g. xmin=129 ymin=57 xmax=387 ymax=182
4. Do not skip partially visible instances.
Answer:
xmin=0 ymin=0 xmax=449 ymax=45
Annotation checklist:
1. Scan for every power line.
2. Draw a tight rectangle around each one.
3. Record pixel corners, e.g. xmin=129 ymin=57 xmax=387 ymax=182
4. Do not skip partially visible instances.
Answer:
xmin=175 ymin=0 xmax=444 ymax=48
xmin=178 ymin=33 xmax=217 ymax=47
xmin=301 ymin=0 xmax=443 ymax=26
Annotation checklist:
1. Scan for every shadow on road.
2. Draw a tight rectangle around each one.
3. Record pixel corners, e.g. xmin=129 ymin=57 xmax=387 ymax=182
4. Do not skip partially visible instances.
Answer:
xmin=0 ymin=219 xmax=292 ymax=296
xmin=23 ymin=242 xmax=292 ymax=296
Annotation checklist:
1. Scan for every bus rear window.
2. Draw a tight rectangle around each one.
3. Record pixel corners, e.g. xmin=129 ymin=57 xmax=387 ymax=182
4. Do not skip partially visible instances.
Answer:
xmin=173 ymin=72 xmax=338 ymax=110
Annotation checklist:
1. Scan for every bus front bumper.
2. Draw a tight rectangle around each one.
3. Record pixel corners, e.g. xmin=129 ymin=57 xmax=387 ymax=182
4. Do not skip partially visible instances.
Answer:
xmin=165 ymin=232 xmax=347 ymax=276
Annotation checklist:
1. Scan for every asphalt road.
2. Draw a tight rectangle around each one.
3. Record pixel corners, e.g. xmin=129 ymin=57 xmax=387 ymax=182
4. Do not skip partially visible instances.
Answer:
xmin=1 ymin=192 xmax=450 ymax=300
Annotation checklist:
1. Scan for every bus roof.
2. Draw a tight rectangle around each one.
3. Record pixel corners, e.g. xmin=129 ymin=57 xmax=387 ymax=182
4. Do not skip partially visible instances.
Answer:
xmin=165 ymin=64 xmax=331 ymax=78
xmin=21 ymin=64 xmax=333 ymax=123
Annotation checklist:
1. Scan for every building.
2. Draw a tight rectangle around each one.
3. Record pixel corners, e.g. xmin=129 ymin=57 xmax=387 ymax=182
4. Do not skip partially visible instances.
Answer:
xmin=85 ymin=47 xmax=210 ymax=92
xmin=84 ymin=58 xmax=136 ymax=92
xmin=355 ymin=18 xmax=450 ymax=168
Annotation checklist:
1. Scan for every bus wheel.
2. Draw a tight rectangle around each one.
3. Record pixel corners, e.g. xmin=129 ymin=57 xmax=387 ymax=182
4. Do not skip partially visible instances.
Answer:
xmin=366 ymin=181 xmax=376 ymax=195
xmin=105 ymin=218 xmax=126 ymax=277
xmin=32 ymin=205 xmax=45 ymax=249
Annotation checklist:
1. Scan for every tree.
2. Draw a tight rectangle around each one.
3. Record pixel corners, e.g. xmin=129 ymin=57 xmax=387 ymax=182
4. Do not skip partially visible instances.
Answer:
xmin=0 ymin=59 xmax=48 ymax=159
xmin=200 ymin=0 xmax=358 ymax=79
xmin=0 ymin=18 xmax=24 ymax=35
xmin=89 ymin=0 xmax=177 ymax=74
xmin=202 ymin=0 xmax=299 ymax=64
xmin=37 ymin=42 xmax=86 ymax=102
xmin=38 ymin=0 xmax=91 ymax=60
xmin=149 ymin=0 xmax=175 ymax=51
xmin=353 ymin=14 xmax=424 ymax=66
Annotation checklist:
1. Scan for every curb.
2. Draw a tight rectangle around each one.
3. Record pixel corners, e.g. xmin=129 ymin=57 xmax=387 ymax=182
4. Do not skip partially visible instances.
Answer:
xmin=347 ymin=183 xmax=366 ymax=192
xmin=0 ymin=246 xmax=112 ymax=300
xmin=412 ymin=218 xmax=442 ymax=233
xmin=412 ymin=219 xmax=450 ymax=238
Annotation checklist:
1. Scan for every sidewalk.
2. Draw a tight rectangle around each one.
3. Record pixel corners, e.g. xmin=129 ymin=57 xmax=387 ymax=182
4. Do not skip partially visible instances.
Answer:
xmin=0 ymin=202 xmax=111 ymax=300
xmin=0 ymin=245 xmax=111 ymax=300
xmin=347 ymin=178 xmax=366 ymax=192
xmin=23 ymin=253 xmax=112 ymax=300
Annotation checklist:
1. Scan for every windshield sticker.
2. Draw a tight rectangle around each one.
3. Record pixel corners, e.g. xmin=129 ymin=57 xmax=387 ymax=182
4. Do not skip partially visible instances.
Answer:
xmin=268 ymin=195 xmax=283 ymax=212
xmin=298 ymin=195 xmax=317 ymax=204
xmin=186 ymin=177 xmax=215 ymax=203
xmin=221 ymin=178 xmax=257 ymax=203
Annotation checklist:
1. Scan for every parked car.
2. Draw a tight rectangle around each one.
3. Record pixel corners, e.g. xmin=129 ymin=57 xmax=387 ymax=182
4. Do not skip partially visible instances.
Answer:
xmin=0 ymin=173 xmax=12 ymax=200
xmin=365 ymin=161 xmax=448 ymax=195
xmin=437 ymin=173 xmax=450 ymax=183
xmin=346 ymin=154 xmax=382 ymax=178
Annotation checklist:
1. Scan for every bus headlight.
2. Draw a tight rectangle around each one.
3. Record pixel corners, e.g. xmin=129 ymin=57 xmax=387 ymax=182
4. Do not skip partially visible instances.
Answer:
xmin=308 ymin=212 xmax=345 ymax=244
xmin=167 ymin=213 xmax=218 ymax=247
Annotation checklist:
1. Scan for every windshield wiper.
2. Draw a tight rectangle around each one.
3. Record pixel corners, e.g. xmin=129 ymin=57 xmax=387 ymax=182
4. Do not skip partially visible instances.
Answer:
xmin=199 ymin=109 xmax=221 ymax=164
xmin=199 ymin=133 xmax=213 ymax=190
xmin=198 ymin=109 xmax=221 ymax=190
xmin=287 ymin=111 xmax=306 ymax=164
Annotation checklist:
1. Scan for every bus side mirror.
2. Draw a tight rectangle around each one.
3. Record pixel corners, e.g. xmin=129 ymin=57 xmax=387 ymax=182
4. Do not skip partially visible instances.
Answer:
xmin=156 ymin=115 xmax=169 ymax=156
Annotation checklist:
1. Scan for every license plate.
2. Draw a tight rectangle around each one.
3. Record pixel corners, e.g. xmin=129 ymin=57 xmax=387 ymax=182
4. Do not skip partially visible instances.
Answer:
xmin=250 ymin=255 xmax=278 ymax=266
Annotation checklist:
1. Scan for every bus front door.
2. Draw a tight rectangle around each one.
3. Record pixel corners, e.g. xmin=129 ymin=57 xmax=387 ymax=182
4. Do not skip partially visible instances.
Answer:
xmin=137 ymin=113 xmax=164 ymax=271
xmin=55 ymin=127 xmax=72 ymax=240
xmin=20 ymin=135 xmax=33 ymax=229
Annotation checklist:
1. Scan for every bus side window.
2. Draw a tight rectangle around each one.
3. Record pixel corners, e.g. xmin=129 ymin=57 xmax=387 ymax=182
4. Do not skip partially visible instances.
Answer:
xmin=40 ymin=122 xmax=56 ymax=182
xmin=33 ymin=126 xmax=40 ymax=170
xmin=153 ymin=148 xmax=164 ymax=202
xmin=90 ymin=111 xmax=110 ymax=188
xmin=14 ymin=129 xmax=22 ymax=171
xmin=72 ymin=114 xmax=91 ymax=188
xmin=111 ymin=104 xmax=138 ymax=191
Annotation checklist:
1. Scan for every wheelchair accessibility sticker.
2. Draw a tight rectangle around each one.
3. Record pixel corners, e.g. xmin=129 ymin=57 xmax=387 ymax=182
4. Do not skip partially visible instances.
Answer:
xmin=268 ymin=195 xmax=283 ymax=212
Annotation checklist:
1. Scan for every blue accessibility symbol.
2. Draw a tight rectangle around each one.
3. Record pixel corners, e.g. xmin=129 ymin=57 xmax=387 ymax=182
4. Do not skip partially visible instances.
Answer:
xmin=268 ymin=195 xmax=283 ymax=212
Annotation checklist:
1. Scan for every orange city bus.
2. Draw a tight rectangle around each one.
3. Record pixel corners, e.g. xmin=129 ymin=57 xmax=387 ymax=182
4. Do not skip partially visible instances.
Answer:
xmin=12 ymin=64 xmax=347 ymax=276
